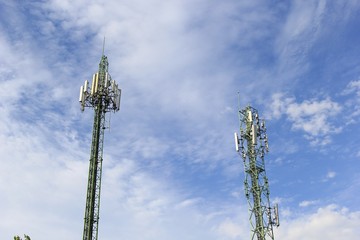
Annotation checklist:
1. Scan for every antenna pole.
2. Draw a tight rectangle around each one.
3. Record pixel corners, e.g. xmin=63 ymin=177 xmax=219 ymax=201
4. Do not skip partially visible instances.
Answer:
xmin=79 ymin=51 xmax=121 ymax=240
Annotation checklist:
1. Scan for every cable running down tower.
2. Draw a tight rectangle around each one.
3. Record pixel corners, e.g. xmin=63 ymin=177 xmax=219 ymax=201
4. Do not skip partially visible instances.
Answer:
xmin=79 ymin=52 xmax=121 ymax=240
xmin=234 ymin=106 xmax=279 ymax=240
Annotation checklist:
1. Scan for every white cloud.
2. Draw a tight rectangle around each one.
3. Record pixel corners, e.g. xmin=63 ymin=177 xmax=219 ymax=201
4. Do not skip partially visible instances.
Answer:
xmin=286 ymin=98 xmax=342 ymax=135
xmin=276 ymin=205 xmax=360 ymax=240
xmin=326 ymin=171 xmax=337 ymax=179
xmin=299 ymin=200 xmax=318 ymax=207
xmin=268 ymin=93 xmax=342 ymax=145
xmin=268 ymin=93 xmax=293 ymax=120
xmin=272 ymin=197 xmax=285 ymax=205
xmin=217 ymin=218 xmax=245 ymax=239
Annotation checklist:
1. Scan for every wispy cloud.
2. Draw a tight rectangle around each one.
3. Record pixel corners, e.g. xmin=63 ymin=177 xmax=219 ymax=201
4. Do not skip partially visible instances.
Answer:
xmin=343 ymin=80 xmax=360 ymax=96
xmin=342 ymin=80 xmax=360 ymax=122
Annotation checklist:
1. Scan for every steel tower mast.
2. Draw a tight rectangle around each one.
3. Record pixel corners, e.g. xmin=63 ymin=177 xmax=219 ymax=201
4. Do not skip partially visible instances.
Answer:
xmin=234 ymin=106 xmax=279 ymax=240
xmin=79 ymin=52 xmax=121 ymax=240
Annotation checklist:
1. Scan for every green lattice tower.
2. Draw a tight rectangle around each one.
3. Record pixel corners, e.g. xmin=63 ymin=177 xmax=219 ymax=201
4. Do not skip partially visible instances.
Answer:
xmin=79 ymin=53 xmax=121 ymax=240
xmin=234 ymin=106 xmax=279 ymax=240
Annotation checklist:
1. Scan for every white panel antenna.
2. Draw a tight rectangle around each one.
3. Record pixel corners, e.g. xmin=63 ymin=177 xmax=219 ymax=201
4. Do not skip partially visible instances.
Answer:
xmin=91 ymin=73 xmax=96 ymax=95
xmin=94 ymin=73 xmax=99 ymax=93
xmin=252 ymin=124 xmax=257 ymax=145
xmin=116 ymin=88 xmax=121 ymax=111
xmin=111 ymin=79 xmax=115 ymax=91
xmin=234 ymin=132 xmax=240 ymax=152
xmin=104 ymin=72 xmax=109 ymax=88
xmin=84 ymin=80 xmax=89 ymax=92
xmin=79 ymin=86 xmax=84 ymax=102
xmin=248 ymin=110 xmax=253 ymax=122
xmin=274 ymin=204 xmax=280 ymax=227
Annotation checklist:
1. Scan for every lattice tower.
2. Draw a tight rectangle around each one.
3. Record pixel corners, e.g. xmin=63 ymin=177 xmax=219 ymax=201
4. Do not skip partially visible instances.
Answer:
xmin=79 ymin=52 xmax=121 ymax=240
xmin=234 ymin=106 xmax=279 ymax=240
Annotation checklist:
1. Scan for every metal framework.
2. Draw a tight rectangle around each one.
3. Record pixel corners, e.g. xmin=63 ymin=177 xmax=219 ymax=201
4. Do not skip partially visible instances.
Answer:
xmin=234 ymin=106 xmax=279 ymax=240
xmin=79 ymin=53 xmax=121 ymax=240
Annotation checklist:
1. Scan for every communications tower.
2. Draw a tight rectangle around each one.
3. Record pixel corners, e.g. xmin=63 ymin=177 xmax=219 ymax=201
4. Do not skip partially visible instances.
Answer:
xmin=79 ymin=50 xmax=121 ymax=240
xmin=234 ymin=106 xmax=279 ymax=240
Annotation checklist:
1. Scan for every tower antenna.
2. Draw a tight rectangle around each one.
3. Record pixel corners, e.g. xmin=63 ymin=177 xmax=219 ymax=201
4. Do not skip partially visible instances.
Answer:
xmin=78 ymin=46 xmax=122 ymax=240
xmin=234 ymin=105 xmax=279 ymax=240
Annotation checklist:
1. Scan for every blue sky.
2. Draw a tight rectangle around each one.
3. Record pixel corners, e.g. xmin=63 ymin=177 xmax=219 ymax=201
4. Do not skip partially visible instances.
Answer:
xmin=1 ymin=0 xmax=360 ymax=239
